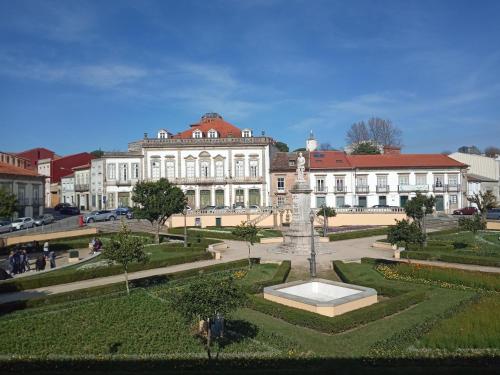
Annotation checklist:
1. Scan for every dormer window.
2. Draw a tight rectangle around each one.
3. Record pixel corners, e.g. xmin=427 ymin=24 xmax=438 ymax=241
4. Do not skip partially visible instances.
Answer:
xmin=192 ymin=129 xmax=202 ymax=139
xmin=157 ymin=129 xmax=170 ymax=139
xmin=242 ymin=128 xmax=252 ymax=138
xmin=208 ymin=129 xmax=218 ymax=138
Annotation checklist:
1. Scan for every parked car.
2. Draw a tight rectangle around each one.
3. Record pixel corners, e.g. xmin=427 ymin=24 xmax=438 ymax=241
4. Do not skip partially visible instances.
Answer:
xmin=54 ymin=202 xmax=71 ymax=211
xmin=84 ymin=210 xmax=117 ymax=223
xmin=33 ymin=214 xmax=55 ymax=226
xmin=372 ymin=204 xmax=390 ymax=208
xmin=0 ymin=220 xmax=12 ymax=234
xmin=248 ymin=205 xmax=261 ymax=212
xmin=11 ymin=217 xmax=35 ymax=230
xmin=486 ymin=208 xmax=500 ymax=220
xmin=233 ymin=203 xmax=245 ymax=210
xmin=338 ymin=204 xmax=352 ymax=208
xmin=203 ymin=205 xmax=216 ymax=213
xmin=215 ymin=205 xmax=230 ymax=210
xmin=115 ymin=207 xmax=131 ymax=216
xmin=453 ymin=207 xmax=479 ymax=216
xmin=60 ymin=206 xmax=80 ymax=215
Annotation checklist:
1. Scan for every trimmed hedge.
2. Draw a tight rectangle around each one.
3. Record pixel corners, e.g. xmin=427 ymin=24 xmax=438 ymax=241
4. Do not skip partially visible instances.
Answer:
xmin=328 ymin=227 xmax=388 ymax=241
xmin=0 ymin=249 xmax=213 ymax=293
xmin=405 ymin=250 xmax=500 ymax=267
xmin=0 ymin=259 xmax=252 ymax=315
xmin=248 ymin=290 xmax=426 ymax=335
xmin=243 ymin=260 xmax=291 ymax=293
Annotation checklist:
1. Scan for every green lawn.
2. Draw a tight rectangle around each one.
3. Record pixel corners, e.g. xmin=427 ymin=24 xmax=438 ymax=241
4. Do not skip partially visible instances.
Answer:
xmin=168 ymin=226 xmax=282 ymax=242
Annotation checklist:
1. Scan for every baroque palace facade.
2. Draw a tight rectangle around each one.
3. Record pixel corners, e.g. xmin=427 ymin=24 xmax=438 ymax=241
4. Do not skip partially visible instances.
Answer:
xmin=90 ymin=113 xmax=276 ymax=210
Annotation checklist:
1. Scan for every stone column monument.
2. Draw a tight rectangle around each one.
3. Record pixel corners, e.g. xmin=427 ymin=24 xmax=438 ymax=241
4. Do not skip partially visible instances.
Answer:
xmin=275 ymin=152 xmax=320 ymax=254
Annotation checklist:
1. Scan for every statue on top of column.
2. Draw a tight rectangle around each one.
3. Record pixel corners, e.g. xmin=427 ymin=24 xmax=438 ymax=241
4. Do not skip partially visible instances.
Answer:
xmin=297 ymin=152 xmax=306 ymax=182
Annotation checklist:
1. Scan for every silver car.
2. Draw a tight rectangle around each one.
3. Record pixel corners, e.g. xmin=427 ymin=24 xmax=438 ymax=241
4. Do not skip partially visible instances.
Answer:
xmin=11 ymin=217 xmax=35 ymax=230
xmin=34 ymin=214 xmax=55 ymax=226
xmin=84 ymin=210 xmax=117 ymax=223
xmin=0 ymin=220 xmax=12 ymax=234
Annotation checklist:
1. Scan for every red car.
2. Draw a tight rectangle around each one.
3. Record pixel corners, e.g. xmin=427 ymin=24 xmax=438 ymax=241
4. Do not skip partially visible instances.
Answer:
xmin=453 ymin=207 xmax=478 ymax=215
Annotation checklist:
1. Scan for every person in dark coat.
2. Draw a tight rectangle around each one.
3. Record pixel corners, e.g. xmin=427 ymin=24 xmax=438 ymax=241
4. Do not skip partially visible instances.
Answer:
xmin=35 ymin=255 xmax=46 ymax=271
xmin=8 ymin=251 xmax=15 ymax=275
xmin=49 ymin=250 xmax=56 ymax=269
xmin=22 ymin=250 xmax=30 ymax=272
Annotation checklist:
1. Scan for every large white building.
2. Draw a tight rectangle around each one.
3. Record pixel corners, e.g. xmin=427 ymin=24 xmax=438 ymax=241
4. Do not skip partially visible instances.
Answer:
xmin=90 ymin=113 xmax=276 ymax=210
xmin=307 ymin=150 xmax=468 ymax=212
xmin=60 ymin=174 xmax=75 ymax=205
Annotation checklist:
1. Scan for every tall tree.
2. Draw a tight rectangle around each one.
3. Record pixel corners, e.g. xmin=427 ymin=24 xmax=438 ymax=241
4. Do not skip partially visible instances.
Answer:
xmin=132 ymin=178 xmax=186 ymax=243
xmin=484 ymin=146 xmax=500 ymax=158
xmin=232 ymin=222 xmax=258 ymax=268
xmin=293 ymin=147 xmax=306 ymax=152
xmin=467 ymin=191 xmax=497 ymax=219
xmin=170 ymin=275 xmax=247 ymax=359
xmin=346 ymin=121 xmax=370 ymax=145
xmin=351 ymin=141 xmax=381 ymax=155
xmin=90 ymin=149 xmax=104 ymax=158
xmin=387 ymin=219 xmax=425 ymax=250
xmin=0 ymin=188 xmax=17 ymax=219
xmin=101 ymin=223 xmax=148 ymax=295
xmin=275 ymin=141 xmax=289 ymax=152
xmin=404 ymin=193 xmax=436 ymax=223
xmin=367 ymin=117 xmax=402 ymax=146
xmin=318 ymin=143 xmax=336 ymax=151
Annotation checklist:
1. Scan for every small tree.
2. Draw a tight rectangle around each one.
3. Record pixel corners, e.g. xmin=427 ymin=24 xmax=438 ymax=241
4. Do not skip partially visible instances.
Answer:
xmin=170 ymin=275 xmax=247 ymax=359
xmin=351 ymin=141 xmax=381 ymax=155
xmin=467 ymin=191 xmax=497 ymax=220
xmin=101 ymin=223 xmax=148 ymax=295
xmin=459 ymin=214 xmax=486 ymax=248
xmin=404 ymin=193 xmax=436 ymax=223
xmin=232 ymin=222 xmax=258 ymax=268
xmin=0 ymin=188 xmax=18 ymax=219
xmin=132 ymin=178 xmax=186 ymax=243
xmin=317 ymin=206 xmax=336 ymax=236
xmin=387 ymin=219 xmax=425 ymax=250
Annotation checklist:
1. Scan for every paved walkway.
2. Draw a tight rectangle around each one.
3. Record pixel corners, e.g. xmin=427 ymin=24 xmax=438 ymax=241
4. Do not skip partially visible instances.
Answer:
xmin=1 ymin=235 xmax=498 ymax=305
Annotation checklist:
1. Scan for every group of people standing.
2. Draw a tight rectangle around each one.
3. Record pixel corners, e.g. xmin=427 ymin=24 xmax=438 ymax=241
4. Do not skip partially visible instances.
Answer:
xmin=8 ymin=241 xmax=57 ymax=275
xmin=89 ymin=237 xmax=103 ymax=255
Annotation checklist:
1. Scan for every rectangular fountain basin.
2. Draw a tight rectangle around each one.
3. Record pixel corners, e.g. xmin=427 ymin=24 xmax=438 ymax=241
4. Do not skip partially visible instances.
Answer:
xmin=263 ymin=279 xmax=377 ymax=317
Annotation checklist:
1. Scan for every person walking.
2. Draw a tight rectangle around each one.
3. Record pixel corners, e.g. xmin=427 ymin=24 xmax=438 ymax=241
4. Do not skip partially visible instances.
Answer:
xmin=49 ymin=250 xmax=56 ymax=269
xmin=43 ymin=242 xmax=50 ymax=259
xmin=18 ymin=250 xmax=25 ymax=274
xmin=35 ymin=255 xmax=46 ymax=271
xmin=8 ymin=251 xmax=15 ymax=275
xmin=23 ymin=250 xmax=30 ymax=272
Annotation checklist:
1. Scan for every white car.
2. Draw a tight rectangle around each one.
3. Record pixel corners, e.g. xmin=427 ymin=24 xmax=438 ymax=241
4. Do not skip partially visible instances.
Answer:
xmin=11 ymin=217 xmax=35 ymax=230
xmin=0 ymin=220 xmax=12 ymax=234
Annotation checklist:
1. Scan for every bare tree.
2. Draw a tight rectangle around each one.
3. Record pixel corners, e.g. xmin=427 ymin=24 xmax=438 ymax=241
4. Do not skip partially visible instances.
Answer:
xmin=367 ymin=117 xmax=402 ymax=147
xmin=318 ymin=142 xmax=336 ymax=151
xmin=346 ymin=121 xmax=370 ymax=145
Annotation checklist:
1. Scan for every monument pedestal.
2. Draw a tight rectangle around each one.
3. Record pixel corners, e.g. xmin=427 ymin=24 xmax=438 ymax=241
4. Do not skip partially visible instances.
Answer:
xmin=275 ymin=180 xmax=320 ymax=255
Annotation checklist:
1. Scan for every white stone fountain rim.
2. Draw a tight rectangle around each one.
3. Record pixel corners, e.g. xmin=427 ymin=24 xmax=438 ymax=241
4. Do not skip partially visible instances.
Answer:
xmin=263 ymin=278 xmax=377 ymax=307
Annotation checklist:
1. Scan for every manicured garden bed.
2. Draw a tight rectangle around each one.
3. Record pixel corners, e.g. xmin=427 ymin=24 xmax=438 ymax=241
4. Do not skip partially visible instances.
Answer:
xmin=168 ymin=227 xmax=282 ymax=242
xmin=328 ymin=227 xmax=389 ymax=241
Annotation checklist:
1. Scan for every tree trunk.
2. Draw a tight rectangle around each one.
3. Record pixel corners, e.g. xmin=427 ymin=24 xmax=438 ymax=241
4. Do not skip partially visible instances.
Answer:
xmin=247 ymin=244 xmax=252 ymax=269
xmin=206 ymin=318 xmax=212 ymax=359
xmin=155 ymin=221 xmax=161 ymax=244
xmin=124 ymin=267 xmax=130 ymax=295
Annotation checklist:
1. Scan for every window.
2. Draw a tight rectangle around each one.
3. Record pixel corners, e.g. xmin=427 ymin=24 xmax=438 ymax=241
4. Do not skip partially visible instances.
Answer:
xmin=235 ymin=189 xmax=245 ymax=205
xmin=186 ymin=161 xmax=195 ymax=178
xmin=192 ymin=129 xmax=202 ymax=138
xmin=249 ymin=159 xmax=258 ymax=178
xmin=185 ymin=190 xmax=195 ymax=207
xmin=208 ymin=129 xmax=218 ymax=138
xmin=151 ymin=160 xmax=161 ymax=179
xmin=356 ymin=175 xmax=368 ymax=186
xmin=242 ymin=129 xmax=252 ymax=137
xmin=434 ymin=175 xmax=444 ymax=187
xmin=249 ymin=189 xmax=260 ymax=206
xmin=335 ymin=196 xmax=345 ymax=207
xmin=376 ymin=175 xmax=387 ymax=187
xmin=107 ymin=164 xmax=116 ymax=180
xmin=316 ymin=196 xmax=326 ymax=208
xmin=200 ymin=190 xmax=211 ymax=207
xmin=200 ymin=160 xmax=210 ymax=178
xmin=235 ymin=160 xmax=244 ymax=177
xmin=277 ymin=177 xmax=285 ymax=191
xmin=416 ymin=174 xmax=427 ymax=185
xmin=215 ymin=160 xmax=224 ymax=178
xmin=119 ymin=164 xmax=128 ymax=181
xmin=450 ymin=195 xmax=458 ymax=204
xmin=398 ymin=175 xmax=409 ymax=186
xmin=316 ymin=178 xmax=325 ymax=192
xmin=335 ymin=177 xmax=345 ymax=192
xmin=215 ymin=190 xmax=224 ymax=206
xmin=132 ymin=163 xmax=139 ymax=179
xmin=277 ymin=195 xmax=285 ymax=207
xmin=448 ymin=174 xmax=458 ymax=186
xmin=288 ymin=160 xmax=295 ymax=167
xmin=166 ymin=161 xmax=175 ymax=180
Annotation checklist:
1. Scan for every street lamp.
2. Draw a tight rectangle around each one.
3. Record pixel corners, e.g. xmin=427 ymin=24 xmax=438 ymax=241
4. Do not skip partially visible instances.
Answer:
xmin=421 ymin=204 xmax=427 ymax=247
xmin=322 ymin=204 xmax=327 ymax=237
xmin=309 ymin=210 xmax=317 ymax=278
xmin=183 ymin=207 xmax=188 ymax=248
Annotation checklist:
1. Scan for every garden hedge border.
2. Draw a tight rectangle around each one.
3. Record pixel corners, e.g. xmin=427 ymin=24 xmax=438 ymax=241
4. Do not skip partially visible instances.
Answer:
xmin=0 ymin=259 xmax=254 ymax=315
xmin=406 ymin=251 xmax=500 ymax=267
xmin=328 ymin=227 xmax=389 ymax=242
xmin=0 ymin=246 xmax=215 ymax=294
xmin=243 ymin=260 xmax=291 ymax=294
xmin=247 ymin=289 xmax=426 ymax=335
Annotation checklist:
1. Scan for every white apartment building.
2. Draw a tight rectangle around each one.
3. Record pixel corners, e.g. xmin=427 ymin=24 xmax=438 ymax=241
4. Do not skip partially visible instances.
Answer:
xmin=308 ymin=151 xmax=467 ymax=213
xmin=90 ymin=113 xmax=275 ymax=210
xmin=74 ymin=164 xmax=91 ymax=210
xmin=60 ymin=174 xmax=75 ymax=205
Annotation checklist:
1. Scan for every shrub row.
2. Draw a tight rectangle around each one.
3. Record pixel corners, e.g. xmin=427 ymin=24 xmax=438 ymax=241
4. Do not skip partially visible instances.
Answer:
xmin=243 ymin=260 xmax=291 ymax=294
xmin=406 ymin=250 xmax=500 ymax=267
xmin=0 ymin=249 xmax=213 ymax=293
xmin=248 ymin=289 xmax=426 ymax=335
xmin=328 ymin=227 xmax=388 ymax=242
xmin=0 ymin=259 xmax=252 ymax=315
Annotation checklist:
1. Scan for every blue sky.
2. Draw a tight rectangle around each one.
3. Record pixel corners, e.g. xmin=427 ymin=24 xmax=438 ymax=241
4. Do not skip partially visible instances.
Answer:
xmin=1 ymin=0 xmax=500 ymax=155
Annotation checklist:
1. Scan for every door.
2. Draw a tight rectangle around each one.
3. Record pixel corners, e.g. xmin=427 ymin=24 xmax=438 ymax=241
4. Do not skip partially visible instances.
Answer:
xmin=118 ymin=193 xmax=129 ymax=208
xmin=186 ymin=190 xmax=195 ymax=208
xmin=335 ymin=196 xmax=345 ymax=207
xmin=249 ymin=189 xmax=260 ymax=206
xmin=316 ymin=196 xmax=326 ymax=208
xmin=215 ymin=217 xmax=222 ymax=227
xmin=235 ymin=189 xmax=244 ymax=206
xmin=379 ymin=196 xmax=387 ymax=206
xmin=358 ymin=196 xmax=367 ymax=207
xmin=200 ymin=190 xmax=211 ymax=208
xmin=215 ymin=190 xmax=225 ymax=206
xmin=435 ymin=195 xmax=444 ymax=211
xmin=400 ymin=195 xmax=409 ymax=208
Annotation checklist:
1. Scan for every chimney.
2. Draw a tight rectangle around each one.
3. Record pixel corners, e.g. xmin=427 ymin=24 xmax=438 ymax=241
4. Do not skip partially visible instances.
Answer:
xmin=383 ymin=146 xmax=401 ymax=154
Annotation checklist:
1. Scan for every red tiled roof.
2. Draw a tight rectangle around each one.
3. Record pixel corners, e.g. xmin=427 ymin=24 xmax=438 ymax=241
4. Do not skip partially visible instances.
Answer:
xmin=173 ymin=115 xmax=243 ymax=139
xmin=309 ymin=151 xmax=352 ymax=169
xmin=0 ymin=162 xmax=43 ymax=177
xmin=51 ymin=153 xmax=94 ymax=182
xmin=15 ymin=147 xmax=57 ymax=168
xmin=347 ymin=154 xmax=467 ymax=169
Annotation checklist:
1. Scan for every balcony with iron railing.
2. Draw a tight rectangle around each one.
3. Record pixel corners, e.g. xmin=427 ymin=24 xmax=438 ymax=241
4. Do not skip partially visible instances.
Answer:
xmin=376 ymin=185 xmax=390 ymax=193
xmin=74 ymin=184 xmax=90 ymax=192
xmin=398 ymin=184 xmax=429 ymax=193
xmin=314 ymin=186 xmax=328 ymax=194
xmin=447 ymin=184 xmax=460 ymax=192
xmin=146 ymin=176 xmax=265 ymax=185
xmin=355 ymin=185 xmax=370 ymax=194
xmin=333 ymin=185 xmax=347 ymax=193
xmin=432 ymin=184 xmax=445 ymax=192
